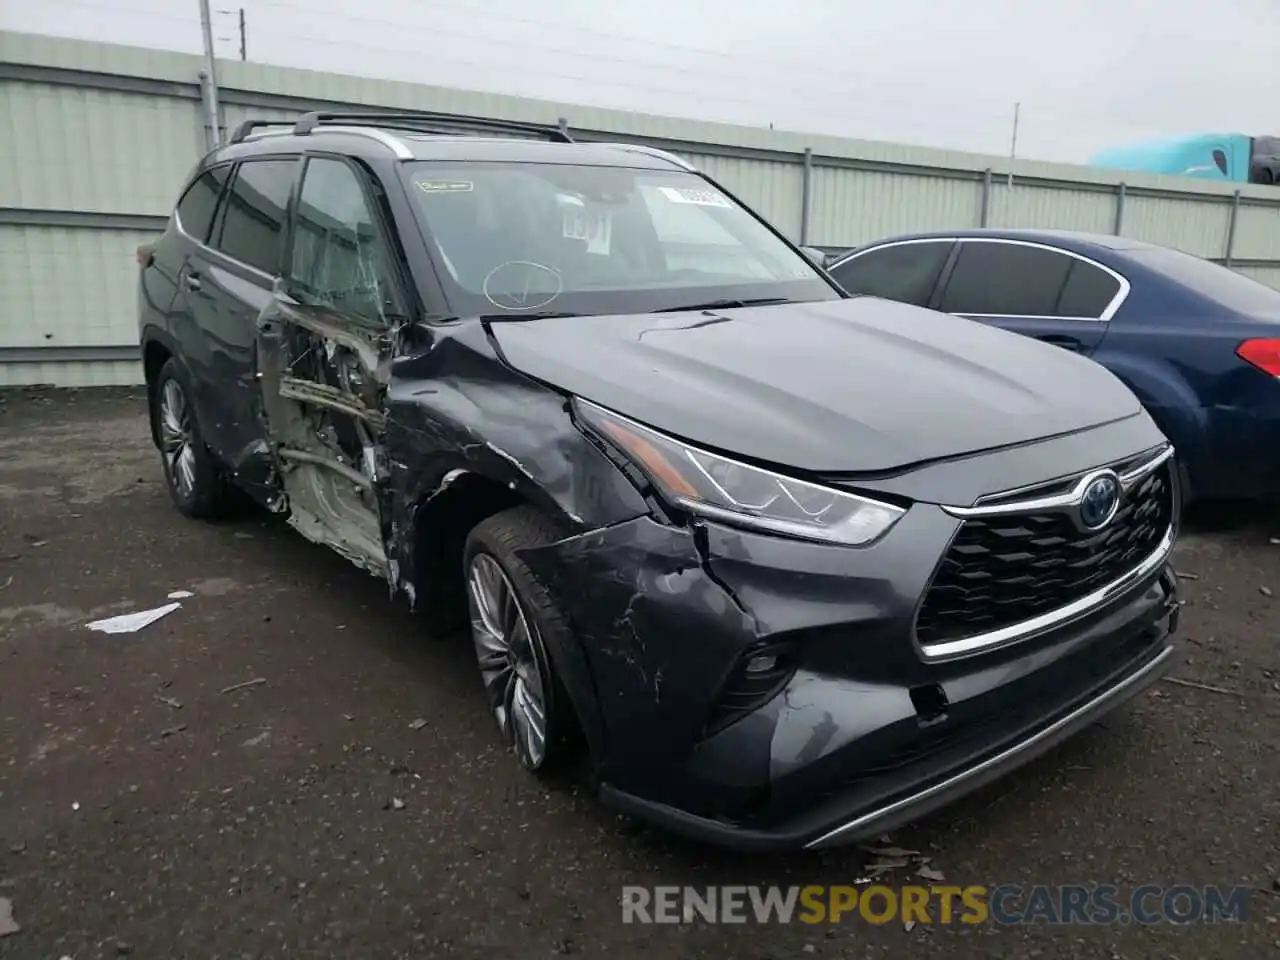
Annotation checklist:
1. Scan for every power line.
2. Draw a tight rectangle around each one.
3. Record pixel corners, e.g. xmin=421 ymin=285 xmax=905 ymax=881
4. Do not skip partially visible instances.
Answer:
xmin=36 ymin=0 xmax=198 ymax=25
xmin=33 ymin=0 xmax=1210 ymax=141
xmin=26 ymin=0 xmax=1206 ymax=159
xmin=248 ymin=0 xmax=1025 ymax=120
xmin=217 ymin=6 xmax=245 ymax=60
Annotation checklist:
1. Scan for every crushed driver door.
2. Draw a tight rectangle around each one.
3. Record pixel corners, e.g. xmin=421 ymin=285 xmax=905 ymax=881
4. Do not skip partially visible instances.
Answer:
xmin=254 ymin=155 xmax=404 ymax=578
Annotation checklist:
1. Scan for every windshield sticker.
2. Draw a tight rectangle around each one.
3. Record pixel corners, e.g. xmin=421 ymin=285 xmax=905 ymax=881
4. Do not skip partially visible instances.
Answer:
xmin=657 ymin=186 xmax=732 ymax=208
xmin=563 ymin=210 xmax=613 ymax=256
xmin=415 ymin=179 xmax=474 ymax=194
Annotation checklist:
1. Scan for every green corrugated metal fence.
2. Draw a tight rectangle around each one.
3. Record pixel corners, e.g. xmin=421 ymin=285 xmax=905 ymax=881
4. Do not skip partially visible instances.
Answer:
xmin=2 ymin=30 xmax=1279 ymax=386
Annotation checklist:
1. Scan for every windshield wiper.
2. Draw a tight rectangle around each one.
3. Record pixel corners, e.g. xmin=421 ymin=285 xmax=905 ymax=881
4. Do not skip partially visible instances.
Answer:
xmin=655 ymin=297 xmax=793 ymax=313
xmin=475 ymin=310 xmax=583 ymax=322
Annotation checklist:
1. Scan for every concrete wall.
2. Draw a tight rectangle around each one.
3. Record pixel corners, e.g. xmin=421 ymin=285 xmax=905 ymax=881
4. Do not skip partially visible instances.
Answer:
xmin=3 ymin=30 xmax=1279 ymax=386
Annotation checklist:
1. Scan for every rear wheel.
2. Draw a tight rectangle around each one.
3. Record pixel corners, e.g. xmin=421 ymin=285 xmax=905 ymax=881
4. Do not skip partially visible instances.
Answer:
xmin=463 ymin=506 xmax=577 ymax=773
xmin=153 ymin=358 xmax=234 ymax=519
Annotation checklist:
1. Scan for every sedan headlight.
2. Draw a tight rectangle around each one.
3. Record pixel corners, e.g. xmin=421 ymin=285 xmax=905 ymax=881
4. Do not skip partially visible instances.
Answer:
xmin=577 ymin=400 xmax=906 ymax=546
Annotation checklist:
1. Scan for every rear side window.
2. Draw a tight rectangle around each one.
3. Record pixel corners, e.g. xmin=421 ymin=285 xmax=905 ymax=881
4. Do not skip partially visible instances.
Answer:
xmin=1212 ymin=149 xmax=1229 ymax=176
xmin=213 ymin=159 xmax=297 ymax=275
xmin=939 ymin=242 xmax=1072 ymax=316
xmin=1057 ymin=260 xmax=1122 ymax=318
xmin=828 ymin=242 xmax=952 ymax=306
xmin=175 ymin=165 xmax=229 ymax=242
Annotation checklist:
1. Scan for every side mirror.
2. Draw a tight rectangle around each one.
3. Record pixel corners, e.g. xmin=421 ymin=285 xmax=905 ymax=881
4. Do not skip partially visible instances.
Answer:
xmin=798 ymin=245 xmax=831 ymax=269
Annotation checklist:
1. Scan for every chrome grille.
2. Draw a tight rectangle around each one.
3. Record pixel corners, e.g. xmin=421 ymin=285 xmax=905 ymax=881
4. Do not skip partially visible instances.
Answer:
xmin=917 ymin=460 xmax=1174 ymax=648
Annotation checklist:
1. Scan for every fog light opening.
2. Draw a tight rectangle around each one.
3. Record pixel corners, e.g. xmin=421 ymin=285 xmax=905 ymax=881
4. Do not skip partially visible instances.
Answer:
xmin=745 ymin=653 xmax=778 ymax=674
xmin=910 ymin=683 xmax=949 ymax=725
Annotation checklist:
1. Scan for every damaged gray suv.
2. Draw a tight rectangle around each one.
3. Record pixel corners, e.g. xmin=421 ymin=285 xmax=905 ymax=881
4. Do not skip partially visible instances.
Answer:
xmin=136 ymin=111 xmax=1181 ymax=850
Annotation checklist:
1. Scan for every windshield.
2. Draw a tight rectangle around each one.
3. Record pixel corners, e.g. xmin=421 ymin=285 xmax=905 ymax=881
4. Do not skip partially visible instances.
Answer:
xmin=1127 ymin=245 xmax=1280 ymax=317
xmin=401 ymin=161 xmax=838 ymax=317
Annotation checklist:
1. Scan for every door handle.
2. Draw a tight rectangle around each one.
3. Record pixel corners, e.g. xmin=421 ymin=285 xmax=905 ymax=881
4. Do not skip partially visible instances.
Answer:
xmin=184 ymin=273 xmax=202 ymax=291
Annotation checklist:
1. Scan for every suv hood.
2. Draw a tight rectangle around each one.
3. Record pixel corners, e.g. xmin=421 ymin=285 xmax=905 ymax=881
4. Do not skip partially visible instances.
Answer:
xmin=487 ymin=297 xmax=1141 ymax=474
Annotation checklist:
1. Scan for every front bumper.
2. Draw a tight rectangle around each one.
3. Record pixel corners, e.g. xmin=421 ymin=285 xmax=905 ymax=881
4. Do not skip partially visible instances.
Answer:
xmin=602 ymin=600 xmax=1176 ymax=851
xmin=518 ymin=502 xmax=1179 ymax=852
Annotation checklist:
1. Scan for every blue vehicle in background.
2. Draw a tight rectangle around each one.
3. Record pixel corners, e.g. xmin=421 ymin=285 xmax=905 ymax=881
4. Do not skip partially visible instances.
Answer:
xmin=1091 ymin=133 xmax=1280 ymax=184
xmin=824 ymin=229 xmax=1280 ymax=504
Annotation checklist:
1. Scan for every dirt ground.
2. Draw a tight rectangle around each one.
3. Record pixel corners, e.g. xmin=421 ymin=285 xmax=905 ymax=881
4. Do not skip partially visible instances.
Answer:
xmin=0 ymin=387 xmax=1277 ymax=959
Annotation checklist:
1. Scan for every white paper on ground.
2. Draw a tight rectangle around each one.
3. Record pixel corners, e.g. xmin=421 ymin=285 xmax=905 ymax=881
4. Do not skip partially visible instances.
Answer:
xmin=167 ymin=590 xmax=195 ymax=599
xmin=87 ymin=602 xmax=181 ymax=634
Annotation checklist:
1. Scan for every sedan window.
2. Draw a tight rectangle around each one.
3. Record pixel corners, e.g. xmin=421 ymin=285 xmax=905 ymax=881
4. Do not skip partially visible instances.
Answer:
xmin=939 ymin=242 xmax=1072 ymax=316
xmin=828 ymin=241 xmax=952 ymax=306
xmin=1057 ymin=260 xmax=1122 ymax=318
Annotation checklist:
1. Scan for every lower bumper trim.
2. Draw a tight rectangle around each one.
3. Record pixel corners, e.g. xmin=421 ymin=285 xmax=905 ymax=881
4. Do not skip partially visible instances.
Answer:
xmin=599 ymin=638 xmax=1176 ymax=853
xmin=804 ymin=642 xmax=1175 ymax=848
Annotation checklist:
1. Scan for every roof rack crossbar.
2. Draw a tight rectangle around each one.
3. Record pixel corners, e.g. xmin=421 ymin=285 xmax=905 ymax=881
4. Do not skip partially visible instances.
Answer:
xmin=229 ymin=118 xmax=294 ymax=144
xmin=291 ymin=111 xmax=574 ymax=144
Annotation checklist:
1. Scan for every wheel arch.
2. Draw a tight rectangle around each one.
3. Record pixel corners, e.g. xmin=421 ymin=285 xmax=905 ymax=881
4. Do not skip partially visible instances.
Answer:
xmin=401 ymin=465 xmax=607 ymax=765
xmin=141 ymin=327 xmax=190 ymax=449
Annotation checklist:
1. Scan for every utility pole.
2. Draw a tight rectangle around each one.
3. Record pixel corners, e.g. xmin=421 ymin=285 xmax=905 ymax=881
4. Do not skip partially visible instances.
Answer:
xmin=198 ymin=0 xmax=224 ymax=149
xmin=1007 ymin=101 xmax=1020 ymax=188
xmin=222 ymin=7 xmax=246 ymax=60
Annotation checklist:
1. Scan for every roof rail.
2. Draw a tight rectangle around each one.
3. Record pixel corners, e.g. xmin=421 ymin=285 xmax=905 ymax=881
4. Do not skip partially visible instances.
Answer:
xmin=292 ymin=111 xmax=574 ymax=144
xmin=610 ymin=143 xmax=697 ymax=172
xmin=229 ymin=118 xmax=293 ymax=144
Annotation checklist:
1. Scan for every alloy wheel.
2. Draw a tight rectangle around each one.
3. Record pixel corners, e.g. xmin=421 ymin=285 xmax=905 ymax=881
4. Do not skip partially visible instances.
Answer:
xmin=159 ymin=378 xmax=196 ymax=501
xmin=466 ymin=553 xmax=550 ymax=770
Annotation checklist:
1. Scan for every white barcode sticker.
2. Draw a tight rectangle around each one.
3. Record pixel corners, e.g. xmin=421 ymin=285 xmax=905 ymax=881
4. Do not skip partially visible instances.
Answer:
xmin=657 ymin=186 xmax=732 ymax=208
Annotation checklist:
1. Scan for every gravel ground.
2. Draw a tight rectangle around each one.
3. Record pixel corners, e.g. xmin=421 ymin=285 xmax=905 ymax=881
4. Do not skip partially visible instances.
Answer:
xmin=0 ymin=387 xmax=1277 ymax=959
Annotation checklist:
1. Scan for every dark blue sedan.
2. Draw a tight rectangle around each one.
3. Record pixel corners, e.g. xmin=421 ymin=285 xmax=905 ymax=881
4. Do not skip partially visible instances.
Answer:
xmin=825 ymin=229 xmax=1280 ymax=503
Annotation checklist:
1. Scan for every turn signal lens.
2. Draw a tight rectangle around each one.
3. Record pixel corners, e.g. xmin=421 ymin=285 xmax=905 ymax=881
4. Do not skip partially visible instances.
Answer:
xmin=1236 ymin=338 xmax=1280 ymax=376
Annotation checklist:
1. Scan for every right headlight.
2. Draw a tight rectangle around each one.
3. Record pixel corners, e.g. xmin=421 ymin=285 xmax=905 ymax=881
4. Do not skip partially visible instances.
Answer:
xmin=577 ymin=399 xmax=906 ymax=547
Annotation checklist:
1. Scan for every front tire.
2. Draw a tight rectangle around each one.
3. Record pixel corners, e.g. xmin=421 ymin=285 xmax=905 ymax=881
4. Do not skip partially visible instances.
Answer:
xmin=153 ymin=358 xmax=233 ymax=519
xmin=463 ymin=506 xmax=577 ymax=774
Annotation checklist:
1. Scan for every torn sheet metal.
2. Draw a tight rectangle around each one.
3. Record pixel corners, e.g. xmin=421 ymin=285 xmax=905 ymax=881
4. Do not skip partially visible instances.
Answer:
xmin=87 ymin=602 xmax=181 ymax=634
xmin=383 ymin=321 xmax=652 ymax=600
xmin=255 ymin=294 xmax=394 ymax=579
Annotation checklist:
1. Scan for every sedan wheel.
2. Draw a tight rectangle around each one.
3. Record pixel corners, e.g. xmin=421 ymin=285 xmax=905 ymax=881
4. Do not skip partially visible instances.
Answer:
xmin=467 ymin=553 xmax=550 ymax=770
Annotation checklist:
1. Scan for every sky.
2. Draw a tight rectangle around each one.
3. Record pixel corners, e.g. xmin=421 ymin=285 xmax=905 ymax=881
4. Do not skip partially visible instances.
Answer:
xmin=2 ymin=0 xmax=1277 ymax=165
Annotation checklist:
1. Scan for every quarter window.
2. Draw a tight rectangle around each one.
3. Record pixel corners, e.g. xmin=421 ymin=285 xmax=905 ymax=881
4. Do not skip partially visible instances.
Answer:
xmin=212 ymin=159 xmax=296 ymax=275
xmin=175 ymin=165 xmax=230 ymax=242
xmin=938 ymin=242 xmax=1072 ymax=316
xmin=289 ymin=157 xmax=400 ymax=320
xmin=1057 ymin=260 xmax=1122 ymax=317
xmin=828 ymin=242 xmax=952 ymax=307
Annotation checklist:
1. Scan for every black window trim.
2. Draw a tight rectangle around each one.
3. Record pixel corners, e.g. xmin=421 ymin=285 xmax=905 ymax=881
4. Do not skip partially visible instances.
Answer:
xmin=828 ymin=237 xmax=1131 ymax=322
